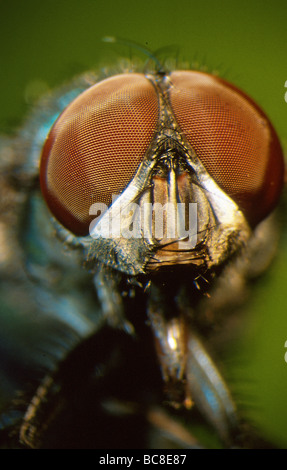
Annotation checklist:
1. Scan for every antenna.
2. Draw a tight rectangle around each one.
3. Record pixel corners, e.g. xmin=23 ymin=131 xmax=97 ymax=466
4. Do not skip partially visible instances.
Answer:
xmin=102 ymin=36 xmax=165 ymax=73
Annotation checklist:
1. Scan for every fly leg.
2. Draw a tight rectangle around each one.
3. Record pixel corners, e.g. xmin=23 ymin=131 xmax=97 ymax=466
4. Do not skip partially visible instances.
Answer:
xmin=93 ymin=267 xmax=135 ymax=335
xmin=186 ymin=331 xmax=238 ymax=446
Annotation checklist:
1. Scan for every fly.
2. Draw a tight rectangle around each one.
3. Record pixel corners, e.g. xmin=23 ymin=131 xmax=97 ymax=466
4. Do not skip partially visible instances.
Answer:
xmin=0 ymin=40 xmax=285 ymax=449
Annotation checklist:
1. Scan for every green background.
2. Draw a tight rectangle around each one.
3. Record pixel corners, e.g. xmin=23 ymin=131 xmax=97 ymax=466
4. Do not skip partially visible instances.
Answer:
xmin=1 ymin=0 xmax=287 ymax=447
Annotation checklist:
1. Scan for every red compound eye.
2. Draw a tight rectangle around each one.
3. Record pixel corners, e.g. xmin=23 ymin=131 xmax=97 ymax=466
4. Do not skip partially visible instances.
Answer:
xmin=40 ymin=70 xmax=284 ymax=236
xmin=169 ymin=71 xmax=284 ymax=227
xmin=40 ymin=73 xmax=159 ymax=235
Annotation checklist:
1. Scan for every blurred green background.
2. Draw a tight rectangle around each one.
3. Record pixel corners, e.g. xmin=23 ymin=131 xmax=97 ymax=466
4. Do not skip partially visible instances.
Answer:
xmin=0 ymin=0 xmax=287 ymax=447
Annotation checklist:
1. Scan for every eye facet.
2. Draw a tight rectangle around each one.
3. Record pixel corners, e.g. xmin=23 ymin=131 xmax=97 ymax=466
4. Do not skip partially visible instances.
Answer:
xmin=40 ymin=73 xmax=159 ymax=235
xmin=169 ymin=71 xmax=284 ymax=227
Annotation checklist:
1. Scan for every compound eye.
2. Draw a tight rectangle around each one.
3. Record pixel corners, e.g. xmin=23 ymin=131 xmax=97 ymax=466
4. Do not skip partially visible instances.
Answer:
xmin=169 ymin=71 xmax=285 ymax=227
xmin=40 ymin=74 xmax=159 ymax=235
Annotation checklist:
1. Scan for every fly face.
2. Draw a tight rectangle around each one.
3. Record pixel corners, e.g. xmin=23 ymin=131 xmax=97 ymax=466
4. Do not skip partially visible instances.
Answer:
xmin=0 ymin=60 xmax=285 ymax=449
xmin=40 ymin=70 xmax=283 ymax=275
